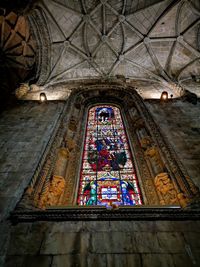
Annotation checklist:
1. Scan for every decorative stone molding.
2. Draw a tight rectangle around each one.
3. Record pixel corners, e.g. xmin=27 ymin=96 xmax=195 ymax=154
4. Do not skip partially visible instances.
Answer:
xmin=129 ymin=87 xmax=200 ymax=203
xmin=38 ymin=175 xmax=65 ymax=209
xmin=10 ymin=207 xmax=200 ymax=223
xmin=15 ymin=84 xmax=200 ymax=216
xmin=15 ymin=83 xmax=30 ymax=99
xmin=27 ymin=8 xmax=51 ymax=85
xmin=68 ymin=117 xmax=78 ymax=132
xmin=155 ymin=172 xmax=179 ymax=205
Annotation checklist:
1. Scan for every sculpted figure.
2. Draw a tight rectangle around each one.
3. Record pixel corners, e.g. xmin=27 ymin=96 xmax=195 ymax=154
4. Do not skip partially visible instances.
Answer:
xmin=155 ymin=172 xmax=178 ymax=205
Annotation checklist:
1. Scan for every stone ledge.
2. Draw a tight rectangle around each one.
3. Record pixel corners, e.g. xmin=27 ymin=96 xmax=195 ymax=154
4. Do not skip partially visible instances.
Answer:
xmin=10 ymin=206 xmax=200 ymax=223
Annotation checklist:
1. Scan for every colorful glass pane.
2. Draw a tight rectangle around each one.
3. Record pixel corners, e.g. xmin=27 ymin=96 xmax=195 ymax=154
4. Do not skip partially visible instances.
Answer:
xmin=77 ymin=105 xmax=142 ymax=206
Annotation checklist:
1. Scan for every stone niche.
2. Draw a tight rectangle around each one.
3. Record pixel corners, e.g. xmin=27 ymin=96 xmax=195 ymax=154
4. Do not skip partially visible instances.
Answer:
xmin=13 ymin=84 xmax=200 ymax=220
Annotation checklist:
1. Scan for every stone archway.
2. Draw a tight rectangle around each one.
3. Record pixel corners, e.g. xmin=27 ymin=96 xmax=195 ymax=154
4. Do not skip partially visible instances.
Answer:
xmin=16 ymin=84 xmax=200 ymax=212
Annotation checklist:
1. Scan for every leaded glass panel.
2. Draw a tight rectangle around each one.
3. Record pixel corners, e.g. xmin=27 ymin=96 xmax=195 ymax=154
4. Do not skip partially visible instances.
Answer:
xmin=77 ymin=105 xmax=142 ymax=206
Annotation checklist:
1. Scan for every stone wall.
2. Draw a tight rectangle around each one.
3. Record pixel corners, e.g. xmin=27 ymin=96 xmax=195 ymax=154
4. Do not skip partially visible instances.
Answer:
xmin=0 ymin=102 xmax=65 ymax=221
xmin=2 ymin=220 xmax=200 ymax=267
xmin=0 ymin=99 xmax=200 ymax=267
xmin=146 ymin=100 xmax=200 ymax=189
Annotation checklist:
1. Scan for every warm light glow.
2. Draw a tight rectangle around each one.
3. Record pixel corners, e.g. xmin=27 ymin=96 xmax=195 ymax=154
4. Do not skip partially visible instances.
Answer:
xmin=40 ymin=93 xmax=47 ymax=102
xmin=160 ymin=91 xmax=168 ymax=100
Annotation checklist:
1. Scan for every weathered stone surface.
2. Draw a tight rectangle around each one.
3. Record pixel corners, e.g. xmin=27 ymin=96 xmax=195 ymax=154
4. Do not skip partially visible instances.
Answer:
xmin=157 ymin=232 xmax=185 ymax=253
xmin=1 ymin=220 xmax=200 ymax=267
xmin=83 ymin=221 xmax=110 ymax=232
xmin=7 ymin=222 xmax=47 ymax=256
xmin=155 ymin=221 xmax=200 ymax=232
xmin=52 ymin=255 xmax=80 ymax=267
xmin=4 ymin=255 xmax=24 ymax=267
xmin=48 ymin=221 xmax=83 ymax=233
xmin=193 ymin=250 xmax=200 ymax=266
xmin=109 ymin=221 xmax=152 ymax=232
xmin=91 ymin=232 xmax=133 ymax=253
xmin=0 ymin=197 xmax=18 ymax=222
xmin=134 ymin=232 xmax=161 ymax=253
xmin=146 ymin=101 xmax=200 ymax=189
xmin=5 ymin=255 xmax=52 ymax=267
xmin=52 ymin=254 xmax=107 ymax=267
xmin=87 ymin=254 xmax=107 ymax=267
xmin=0 ymin=102 xmax=64 ymax=221
xmin=172 ymin=253 xmax=195 ymax=267
xmin=0 ymin=222 xmax=11 ymax=256
xmin=106 ymin=254 xmax=141 ymax=267
xmin=183 ymin=232 xmax=200 ymax=249
xmin=22 ymin=256 xmax=52 ymax=267
xmin=0 ymin=256 xmax=5 ymax=267
xmin=142 ymin=254 xmax=174 ymax=267
xmin=41 ymin=232 xmax=90 ymax=255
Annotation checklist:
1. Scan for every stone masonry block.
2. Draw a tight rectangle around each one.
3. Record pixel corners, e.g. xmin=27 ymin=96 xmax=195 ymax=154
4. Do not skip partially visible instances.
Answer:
xmin=52 ymin=255 xmax=80 ymax=267
xmin=183 ymin=232 xmax=200 ymax=249
xmin=0 ymin=222 xmax=11 ymax=258
xmin=49 ymin=221 xmax=83 ymax=233
xmin=7 ymin=223 xmax=47 ymax=255
xmin=157 ymin=232 xmax=185 ymax=253
xmin=4 ymin=255 xmax=24 ymax=267
xmin=83 ymin=221 xmax=110 ymax=232
xmin=133 ymin=232 xmax=161 ymax=253
xmin=106 ymin=254 xmax=141 ymax=267
xmin=91 ymin=232 xmax=134 ymax=253
xmin=22 ymin=255 xmax=52 ymax=267
xmin=41 ymin=232 xmax=90 ymax=255
xmin=172 ymin=253 xmax=195 ymax=267
xmin=142 ymin=254 xmax=175 ymax=267
xmin=52 ymin=254 xmax=107 ymax=267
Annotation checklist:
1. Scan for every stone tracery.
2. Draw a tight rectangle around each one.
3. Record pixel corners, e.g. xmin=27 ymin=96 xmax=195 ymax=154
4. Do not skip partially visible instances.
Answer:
xmin=15 ymin=85 xmax=200 ymax=214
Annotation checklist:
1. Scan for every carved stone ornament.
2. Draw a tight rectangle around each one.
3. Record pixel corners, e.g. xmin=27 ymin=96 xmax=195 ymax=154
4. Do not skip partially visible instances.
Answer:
xmin=38 ymin=175 xmax=65 ymax=209
xmin=155 ymin=172 xmax=179 ymax=205
xmin=15 ymin=83 xmax=30 ymax=99
xmin=27 ymin=8 xmax=51 ymax=85
xmin=68 ymin=117 xmax=78 ymax=132
xmin=14 ymin=84 xmax=200 ymax=220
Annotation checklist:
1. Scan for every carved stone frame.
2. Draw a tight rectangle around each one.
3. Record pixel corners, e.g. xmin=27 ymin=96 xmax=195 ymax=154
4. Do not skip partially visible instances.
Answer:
xmin=12 ymin=84 xmax=200 ymax=222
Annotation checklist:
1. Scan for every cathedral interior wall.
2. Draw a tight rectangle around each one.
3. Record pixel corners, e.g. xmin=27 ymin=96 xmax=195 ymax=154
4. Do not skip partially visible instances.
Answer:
xmin=0 ymin=99 xmax=200 ymax=267
xmin=2 ymin=220 xmax=200 ymax=267
xmin=146 ymin=100 xmax=200 ymax=189
xmin=0 ymin=102 xmax=65 ymax=221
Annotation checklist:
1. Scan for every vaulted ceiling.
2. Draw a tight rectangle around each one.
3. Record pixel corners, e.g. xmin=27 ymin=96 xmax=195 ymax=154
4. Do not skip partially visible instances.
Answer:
xmin=0 ymin=5 xmax=37 ymax=110
xmin=0 ymin=0 xmax=200 ymax=101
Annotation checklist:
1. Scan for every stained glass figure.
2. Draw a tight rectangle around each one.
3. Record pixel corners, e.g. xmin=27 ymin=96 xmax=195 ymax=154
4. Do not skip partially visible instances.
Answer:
xmin=77 ymin=105 xmax=142 ymax=206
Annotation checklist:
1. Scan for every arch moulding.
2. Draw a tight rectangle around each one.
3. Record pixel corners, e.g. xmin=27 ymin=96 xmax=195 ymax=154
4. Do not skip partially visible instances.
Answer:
xmin=12 ymin=84 xmax=200 ymax=222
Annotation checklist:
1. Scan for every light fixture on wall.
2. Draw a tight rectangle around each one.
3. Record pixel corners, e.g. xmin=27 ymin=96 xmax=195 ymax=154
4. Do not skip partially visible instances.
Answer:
xmin=160 ymin=91 xmax=168 ymax=101
xmin=40 ymin=93 xmax=47 ymax=102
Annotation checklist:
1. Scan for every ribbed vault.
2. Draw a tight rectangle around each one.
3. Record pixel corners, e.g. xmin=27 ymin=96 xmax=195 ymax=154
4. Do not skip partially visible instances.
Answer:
xmin=0 ymin=7 xmax=37 ymax=108
xmin=0 ymin=0 xmax=200 ymax=100
xmin=31 ymin=0 xmax=200 ymax=98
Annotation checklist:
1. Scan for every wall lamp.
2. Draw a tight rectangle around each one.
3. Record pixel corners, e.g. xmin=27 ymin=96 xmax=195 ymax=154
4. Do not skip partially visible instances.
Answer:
xmin=40 ymin=93 xmax=47 ymax=102
xmin=160 ymin=91 xmax=168 ymax=101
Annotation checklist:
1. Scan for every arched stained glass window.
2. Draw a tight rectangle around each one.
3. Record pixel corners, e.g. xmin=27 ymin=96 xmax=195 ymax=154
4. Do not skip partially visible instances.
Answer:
xmin=77 ymin=105 xmax=143 ymax=206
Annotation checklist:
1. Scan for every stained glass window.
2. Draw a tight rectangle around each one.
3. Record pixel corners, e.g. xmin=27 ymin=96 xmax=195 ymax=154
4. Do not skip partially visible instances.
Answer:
xmin=77 ymin=105 xmax=142 ymax=206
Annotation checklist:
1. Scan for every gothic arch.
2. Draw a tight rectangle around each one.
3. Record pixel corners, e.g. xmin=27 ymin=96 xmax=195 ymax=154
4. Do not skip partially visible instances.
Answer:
xmin=14 ymin=84 xmax=200 ymax=220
